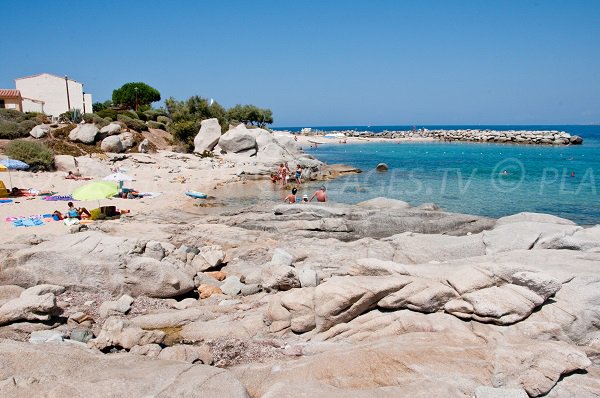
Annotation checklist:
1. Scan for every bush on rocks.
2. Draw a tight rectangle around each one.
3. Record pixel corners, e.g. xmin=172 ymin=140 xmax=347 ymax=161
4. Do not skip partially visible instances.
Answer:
xmin=157 ymin=115 xmax=171 ymax=125
xmin=5 ymin=140 xmax=54 ymax=171
xmin=0 ymin=121 xmax=27 ymax=139
xmin=146 ymin=121 xmax=166 ymax=130
xmin=117 ymin=115 xmax=148 ymax=131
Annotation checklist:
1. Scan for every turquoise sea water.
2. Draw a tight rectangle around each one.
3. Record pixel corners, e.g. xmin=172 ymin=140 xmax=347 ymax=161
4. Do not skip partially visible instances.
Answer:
xmin=293 ymin=125 xmax=600 ymax=225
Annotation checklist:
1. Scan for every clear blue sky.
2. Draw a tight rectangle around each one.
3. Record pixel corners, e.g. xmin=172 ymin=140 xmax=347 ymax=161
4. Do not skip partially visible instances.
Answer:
xmin=1 ymin=0 xmax=599 ymax=126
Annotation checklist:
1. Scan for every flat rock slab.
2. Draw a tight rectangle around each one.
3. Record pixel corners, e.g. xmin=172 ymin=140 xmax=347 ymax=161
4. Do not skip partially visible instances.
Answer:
xmin=0 ymin=339 xmax=248 ymax=397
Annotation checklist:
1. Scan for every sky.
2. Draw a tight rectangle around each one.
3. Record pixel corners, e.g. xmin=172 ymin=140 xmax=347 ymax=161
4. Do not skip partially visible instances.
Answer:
xmin=1 ymin=0 xmax=599 ymax=126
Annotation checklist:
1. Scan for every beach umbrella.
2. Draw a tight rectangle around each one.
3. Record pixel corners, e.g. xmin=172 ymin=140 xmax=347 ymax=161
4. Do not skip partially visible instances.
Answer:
xmin=103 ymin=172 xmax=135 ymax=191
xmin=1 ymin=158 xmax=29 ymax=188
xmin=72 ymin=181 xmax=119 ymax=201
xmin=1 ymin=159 xmax=29 ymax=170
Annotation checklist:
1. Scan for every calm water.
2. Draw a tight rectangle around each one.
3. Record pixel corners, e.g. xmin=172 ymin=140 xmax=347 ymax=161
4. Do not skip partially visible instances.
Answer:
xmin=292 ymin=125 xmax=600 ymax=225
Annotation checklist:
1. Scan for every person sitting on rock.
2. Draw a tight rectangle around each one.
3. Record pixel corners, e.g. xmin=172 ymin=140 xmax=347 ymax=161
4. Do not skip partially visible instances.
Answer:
xmin=310 ymin=186 xmax=328 ymax=202
xmin=284 ymin=187 xmax=298 ymax=204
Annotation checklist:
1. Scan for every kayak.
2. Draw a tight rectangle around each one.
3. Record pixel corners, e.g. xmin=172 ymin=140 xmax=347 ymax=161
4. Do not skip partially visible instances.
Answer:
xmin=185 ymin=191 xmax=208 ymax=199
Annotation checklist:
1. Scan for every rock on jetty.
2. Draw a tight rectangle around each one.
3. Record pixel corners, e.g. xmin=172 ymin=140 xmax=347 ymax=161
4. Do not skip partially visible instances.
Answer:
xmin=340 ymin=129 xmax=583 ymax=145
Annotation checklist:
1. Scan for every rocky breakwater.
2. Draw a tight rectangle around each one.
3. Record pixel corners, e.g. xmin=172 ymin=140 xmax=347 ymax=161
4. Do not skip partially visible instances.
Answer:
xmin=1 ymin=202 xmax=600 ymax=397
xmin=344 ymin=128 xmax=584 ymax=145
xmin=419 ymin=129 xmax=583 ymax=145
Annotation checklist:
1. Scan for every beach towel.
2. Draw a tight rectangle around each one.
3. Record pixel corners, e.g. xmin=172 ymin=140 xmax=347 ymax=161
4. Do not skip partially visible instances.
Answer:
xmin=43 ymin=195 xmax=74 ymax=201
xmin=12 ymin=217 xmax=45 ymax=227
xmin=0 ymin=199 xmax=13 ymax=205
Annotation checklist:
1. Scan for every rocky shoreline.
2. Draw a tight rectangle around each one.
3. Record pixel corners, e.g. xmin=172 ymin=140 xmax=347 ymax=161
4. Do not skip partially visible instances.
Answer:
xmin=0 ymin=125 xmax=599 ymax=397
xmin=296 ymin=128 xmax=584 ymax=145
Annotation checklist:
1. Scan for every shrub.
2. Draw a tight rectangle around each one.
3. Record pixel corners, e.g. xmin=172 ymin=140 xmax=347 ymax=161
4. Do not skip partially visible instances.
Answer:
xmin=117 ymin=114 xmax=148 ymax=131
xmin=0 ymin=108 xmax=22 ymax=122
xmin=96 ymin=109 xmax=118 ymax=120
xmin=146 ymin=121 xmax=166 ymax=130
xmin=18 ymin=119 xmax=38 ymax=134
xmin=143 ymin=110 xmax=165 ymax=121
xmin=135 ymin=111 xmax=147 ymax=121
xmin=51 ymin=124 xmax=77 ymax=139
xmin=0 ymin=121 xmax=27 ymax=139
xmin=170 ymin=120 xmax=198 ymax=151
xmin=157 ymin=115 xmax=171 ymax=124
xmin=5 ymin=140 xmax=54 ymax=171
xmin=82 ymin=113 xmax=95 ymax=123
xmin=59 ymin=109 xmax=82 ymax=124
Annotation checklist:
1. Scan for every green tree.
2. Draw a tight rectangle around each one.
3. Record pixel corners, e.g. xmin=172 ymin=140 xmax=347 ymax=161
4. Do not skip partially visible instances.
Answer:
xmin=92 ymin=100 xmax=113 ymax=113
xmin=227 ymin=104 xmax=273 ymax=127
xmin=112 ymin=82 xmax=161 ymax=110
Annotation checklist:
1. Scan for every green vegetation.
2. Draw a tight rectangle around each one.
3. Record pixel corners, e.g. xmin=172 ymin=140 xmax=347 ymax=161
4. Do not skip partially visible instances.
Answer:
xmin=5 ymin=140 xmax=54 ymax=171
xmin=92 ymin=100 xmax=113 ymax=113
xmin=227 ymin=104 xmax=273 ymax=127
xmin=163 ymin=95 xmax=274 ymax=151
xmin=117 ymin=114 xmax=148 ymax=131
xmin=146 ymin=121 xmax=167 ymax=130
xmin=59 ymin=109 xmax=82 ymax=124
xmin=112 ymin=82 xmax=161 ymax=110
xmin=0 ymin=109 xmax=45 ymax=139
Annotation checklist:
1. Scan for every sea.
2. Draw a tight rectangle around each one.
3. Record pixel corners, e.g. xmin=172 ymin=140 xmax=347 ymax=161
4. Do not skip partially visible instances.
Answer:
xmin=275 ymin=125 xmax=600 ymax=225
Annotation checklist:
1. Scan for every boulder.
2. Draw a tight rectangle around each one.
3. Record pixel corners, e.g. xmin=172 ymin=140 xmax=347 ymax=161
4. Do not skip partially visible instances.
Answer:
xmin=138 ymin=138 xmax=149 ymax=153
xmin=158 ymin=344 xmax=213 ymax=365
xmin=375 ymin=163 xmax=389 ymax=171
xmin=274 ymin=135 xmax=302 ymax=154
xmin=69 ymin=124 xmax=99 ymax=144
xmin=198 ymin=245 xmax=226 ymax=270
xmin=261 ymin=264 xmax=300 ymax=292
xmin=0 ymin=231 xmax=194 ymax=298
xmin=0 ymin=285 xmax=24 ymax=306
xmin=314 ymin=276 xmax=409 ymax=332
xmin=70 ymin=328 xmax=94 ymax=343
xmin=193 ymin=118 xmax=222 ymax=153
xmin=29 ymin=330 xmax=64 ymax=344
xmin=100 ymin=135 xmax=123 ymax=152
xmin=219 ymin=124 xmax=257 ymax=153
xmin=129 ymin=343 xmax=162 ymax=357
xmin=298 ymin=268 xmax=318 ymax=287
xmin=220 ymin=275 xmax=244 ymax=296
xmin=198 ymin=284 xmax=222 ymax=299
xmin=271 ymin=248 xmax=294 ymax=267
xmin=0 ymin=339 xmax=249 ymax=397
xmin=29 ymin=124 xmax=50 ymax=138
xmin=91 ymin=317 xmax=165 ymax=350
xmin=0 ymin=290 xmax=57 ymax=326
xmin=474 ymin=386 xmax=528 ymax=398
xmin=100 ymin=122 xmax=122 ymax=135
xmin=53 ymin=155 xmax=77 ymax=172
xmin=119 ymin=132 xmax=135 ymax=149
xmin=99 ymin=295 xmax=134 ymax=318
xmin=483 ymin=222 xmax=580 ymax=254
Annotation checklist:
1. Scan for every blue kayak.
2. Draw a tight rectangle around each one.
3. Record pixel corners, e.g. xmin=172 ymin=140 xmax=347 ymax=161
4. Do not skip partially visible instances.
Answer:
xmin=185 ymin=191 xmax=208 ymax=199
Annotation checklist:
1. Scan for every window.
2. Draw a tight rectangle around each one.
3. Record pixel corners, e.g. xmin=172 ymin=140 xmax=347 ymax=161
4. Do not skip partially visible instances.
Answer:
xmin=0 ymin=99 xmax=5 ymax=108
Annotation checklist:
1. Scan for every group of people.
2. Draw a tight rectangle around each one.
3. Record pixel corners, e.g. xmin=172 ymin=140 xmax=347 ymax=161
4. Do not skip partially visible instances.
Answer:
xmin=53 ymin=202 xmax=91 ymax=221
xmin=271 ymin=162 xmax=303 ymax=186
xmin=284 ymin=185 xmax=328 ymax=204
xmin=270 ymin=162 xmax=328 ymax=204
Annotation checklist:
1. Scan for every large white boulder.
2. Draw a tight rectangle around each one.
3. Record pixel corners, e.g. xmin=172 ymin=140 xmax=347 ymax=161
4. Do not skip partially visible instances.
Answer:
xmin=69 ymin=124 xmax=99 ymax=144
xmin=193 ymin=118 xmax=222 ymax=154
xmin=100 ymin=122 xmax=122 ymax=135
xmin=100 ymin=135 xmax=123 ymax=152
xmin=218 ymin=124 xmax=257 ymax=153
xmin=29 ymin=124 xmax=50 ymax=138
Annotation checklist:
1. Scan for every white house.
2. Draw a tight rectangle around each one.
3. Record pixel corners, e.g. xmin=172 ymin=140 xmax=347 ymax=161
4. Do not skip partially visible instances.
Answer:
xmin=15 ymin=73 xmax=93 ymax=117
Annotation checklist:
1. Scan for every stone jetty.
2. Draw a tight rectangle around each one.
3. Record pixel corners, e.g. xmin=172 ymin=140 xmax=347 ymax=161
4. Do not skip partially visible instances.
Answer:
xmin=339 ymin=129 xmax=584 ymax=145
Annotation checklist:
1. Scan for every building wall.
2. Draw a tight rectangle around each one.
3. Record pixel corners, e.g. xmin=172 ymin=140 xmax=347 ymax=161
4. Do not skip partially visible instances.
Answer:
xmin=83 ymin=93 xmax=93 ymax=114
xmin=21 ymin=98 xmax=44 ymax=113
xmin=16 ymin=73 xmax=85 ymax=117
xmin=0 ymin=97 xmax=22 ymax=111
